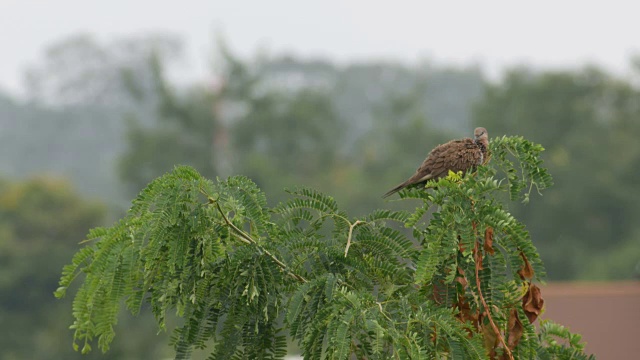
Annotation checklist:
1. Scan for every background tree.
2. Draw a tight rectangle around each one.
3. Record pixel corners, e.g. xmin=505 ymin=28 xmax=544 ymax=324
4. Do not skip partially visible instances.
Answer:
xmin=0 ymin=176 xmax=173 ymax=359
xmin=119 ymin=48 xmax=346 ymax=208
xmin=0 ymin=33 xmax=185 ymax=205
xmin=118 ymin=53 xmax=220 ymax=196
xmin=23 ymin=33 xmax=183 ymax=107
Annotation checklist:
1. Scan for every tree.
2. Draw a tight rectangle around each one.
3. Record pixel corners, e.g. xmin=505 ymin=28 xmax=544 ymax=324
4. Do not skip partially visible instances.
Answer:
xmin=0 ymin=177 xmax=104 ymax=358
xmin=56 ymin=135 xmax=592 ymax=359
xmin=118 ymin=53 xmax=220 ymax=196
xmin=0 ymin=177 xmax=172 ymax=359
xmin=118 ymin=49 xmax=345 ymax=206
xmin=3 ymin=33 xmax=186 ymax=205
xmin=230 ymin=88 xmax=344 ymax=198
xmin=24 ymin=33 xmax=183 ymax=107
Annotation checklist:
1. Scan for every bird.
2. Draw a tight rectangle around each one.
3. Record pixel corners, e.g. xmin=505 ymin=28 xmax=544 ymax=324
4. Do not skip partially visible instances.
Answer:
xmin=382 ymin=127 xmax=489 ymax=198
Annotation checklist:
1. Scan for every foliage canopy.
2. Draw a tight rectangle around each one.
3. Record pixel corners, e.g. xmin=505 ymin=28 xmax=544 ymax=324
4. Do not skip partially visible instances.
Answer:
xmin=56 ymin=135 xmax=592 ymax=359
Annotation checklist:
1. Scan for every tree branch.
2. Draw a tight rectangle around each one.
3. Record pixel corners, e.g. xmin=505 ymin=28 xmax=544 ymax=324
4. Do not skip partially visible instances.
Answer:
xmin=473 ymin=221 xmax=513 ymax=360
xmin=344 ymin=220 xmax=364 ymax=257
xmin=209 ymin=197 xmax=307 ymax=283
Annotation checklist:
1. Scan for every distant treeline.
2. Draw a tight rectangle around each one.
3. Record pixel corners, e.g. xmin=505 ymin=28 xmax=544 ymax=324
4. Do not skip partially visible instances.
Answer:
xmin=1 ymin=33 xmax=638 ymax=281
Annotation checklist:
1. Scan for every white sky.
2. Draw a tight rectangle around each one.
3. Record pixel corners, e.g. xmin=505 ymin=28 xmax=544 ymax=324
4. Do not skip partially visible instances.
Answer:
xmin=1 ymin=0 xmax=639 ymax=95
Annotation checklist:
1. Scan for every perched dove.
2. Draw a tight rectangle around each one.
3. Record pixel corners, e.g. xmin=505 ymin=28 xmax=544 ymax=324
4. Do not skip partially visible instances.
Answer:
xmin=383 ymin=127 xmax=489 ymax=198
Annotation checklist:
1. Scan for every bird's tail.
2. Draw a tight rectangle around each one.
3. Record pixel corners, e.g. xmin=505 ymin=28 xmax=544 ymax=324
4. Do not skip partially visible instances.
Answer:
xmin=382 ymin=180 xmax=411 ymax=198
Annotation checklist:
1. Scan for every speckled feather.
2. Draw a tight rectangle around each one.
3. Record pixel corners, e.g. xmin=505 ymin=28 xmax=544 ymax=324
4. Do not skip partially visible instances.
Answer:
xmin=383 ymin=127 xmax=489 ymax=198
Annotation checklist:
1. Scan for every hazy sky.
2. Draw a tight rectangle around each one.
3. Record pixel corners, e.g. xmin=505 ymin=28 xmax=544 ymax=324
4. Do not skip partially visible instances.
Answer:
xmin=1 ymin=0 xmax=638 ymax=95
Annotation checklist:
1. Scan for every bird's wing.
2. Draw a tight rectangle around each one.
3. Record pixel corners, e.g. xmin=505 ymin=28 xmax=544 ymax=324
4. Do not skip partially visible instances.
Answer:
xmin=410 ymin=138 xmax=481 ymax=183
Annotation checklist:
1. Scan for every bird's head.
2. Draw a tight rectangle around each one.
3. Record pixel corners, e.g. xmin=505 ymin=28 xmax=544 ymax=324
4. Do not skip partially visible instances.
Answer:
xmin=474 ymin=127 xmax=488 ymax=141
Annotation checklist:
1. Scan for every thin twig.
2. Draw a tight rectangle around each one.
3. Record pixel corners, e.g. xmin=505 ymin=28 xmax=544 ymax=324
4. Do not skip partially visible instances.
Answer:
xmin=473 ymin=221 xmax=513 ymax=360
xmin=344 ymin=220 xmax=364 ymax=257
xmin=314 ymin=213 xmax=367 ymax=258
xmin=210 ymin=197 xmax=307 ymax=283
xmin=376 ymin=302 xmax=393 ymax=322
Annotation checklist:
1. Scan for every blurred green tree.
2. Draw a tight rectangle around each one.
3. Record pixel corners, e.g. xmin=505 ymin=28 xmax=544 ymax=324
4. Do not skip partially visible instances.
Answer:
xmin=118 ymin=53 xmax=219 ymax=196
xmin=2 ymin=33 xmax=186 ymax=205
xmin=118 ymin=49 xmax=345 ymax=208
xmin=473 ymin=66 xmax=640 ymax=280
xmin=230 ymin=88 xmax=343 ymax=199
xmin=24 ymin=33 xmax=183 ymax=107
xmin=0 ymin=177 xmax=170 ymax=359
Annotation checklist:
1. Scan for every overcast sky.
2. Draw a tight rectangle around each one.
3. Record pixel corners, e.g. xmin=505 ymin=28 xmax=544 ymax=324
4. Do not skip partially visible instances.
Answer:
xmin=1 ymin=0 xmax=638 ymax=95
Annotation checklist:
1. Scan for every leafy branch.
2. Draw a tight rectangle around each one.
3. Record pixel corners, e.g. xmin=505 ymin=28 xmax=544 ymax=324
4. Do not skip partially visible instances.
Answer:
xmin=207 ymin=195 xmax=307 ymax=283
